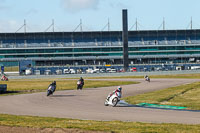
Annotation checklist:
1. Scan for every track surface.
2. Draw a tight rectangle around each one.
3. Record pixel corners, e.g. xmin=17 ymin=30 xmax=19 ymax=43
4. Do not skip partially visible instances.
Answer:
xmin=0 ymin=79 xmax=200 ymax=124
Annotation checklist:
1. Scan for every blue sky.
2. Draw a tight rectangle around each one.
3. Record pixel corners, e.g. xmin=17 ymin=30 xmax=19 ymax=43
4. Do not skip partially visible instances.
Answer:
xmin=0 ymin=0 xmax=200 ymax=32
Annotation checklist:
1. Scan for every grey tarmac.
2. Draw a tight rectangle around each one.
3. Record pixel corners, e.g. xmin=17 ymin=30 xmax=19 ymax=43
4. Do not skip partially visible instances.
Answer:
xmin=0 ymin=78 xmax=200 ymax=124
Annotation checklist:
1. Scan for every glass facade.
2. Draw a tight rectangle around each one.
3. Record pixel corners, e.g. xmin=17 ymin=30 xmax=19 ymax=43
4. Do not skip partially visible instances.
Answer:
xmin=1 ymin=45 xmax=200 ymax=58
xmin=0 ymin=30 xmax=200 ymax=66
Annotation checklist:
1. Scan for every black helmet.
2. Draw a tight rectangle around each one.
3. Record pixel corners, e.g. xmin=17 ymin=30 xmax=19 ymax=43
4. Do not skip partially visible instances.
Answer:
xmin=53 ymin=81 xmax=56 ymax=85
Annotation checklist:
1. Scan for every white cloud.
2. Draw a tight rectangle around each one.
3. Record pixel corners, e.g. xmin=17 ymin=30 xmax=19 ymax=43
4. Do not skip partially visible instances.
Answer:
xmin=0 ymin=20 xmax=18 ymax=32
xmin=109 ymin=1 xmax=129 ymax=9
xmin=61 ymin=0 xmax=100 ymax=12
xmin=0 ymin=20 xmax=43 ymax=32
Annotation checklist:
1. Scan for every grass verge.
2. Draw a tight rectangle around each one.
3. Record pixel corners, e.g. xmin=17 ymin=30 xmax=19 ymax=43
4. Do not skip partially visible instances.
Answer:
xmin=123 ymin=82 xmax=200 ymax=110
xmin=4 ymin=66 xmax=19 ymax=72
xmin=0 ymin=79 xmax=138 ymax=96
xmin=87 ymin=73 xmax=200 ymax=79
xmin=0 ymin=114 xmax=199 ymax=133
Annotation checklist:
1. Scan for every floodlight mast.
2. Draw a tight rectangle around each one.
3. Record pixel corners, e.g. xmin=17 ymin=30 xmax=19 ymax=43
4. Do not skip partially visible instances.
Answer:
xmin=24 ymin=20 xmax=26 ymax=33
xmin=122 ymin=9 xmax=129 ymax=72
xmin=163 ymin=17 xmax=165 ymax=30
xmin=80 ymin=19 xmax=82 ymax=32
xmin=136 ymin=18 xmax=138 ymax=31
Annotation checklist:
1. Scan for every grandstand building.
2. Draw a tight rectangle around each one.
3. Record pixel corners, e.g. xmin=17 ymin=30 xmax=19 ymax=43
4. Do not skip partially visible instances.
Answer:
xmin=0 ymin=29 xmax=200 ymax=68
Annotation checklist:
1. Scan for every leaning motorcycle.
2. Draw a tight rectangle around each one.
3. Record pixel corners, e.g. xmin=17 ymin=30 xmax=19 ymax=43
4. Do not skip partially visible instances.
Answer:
xmin=47 ymin=84 xmax=56 ymax=96
xmin=104 ymin=91 xmax=121 ymax=107
xmin=145 ymin=77 xmax=150 ymax=82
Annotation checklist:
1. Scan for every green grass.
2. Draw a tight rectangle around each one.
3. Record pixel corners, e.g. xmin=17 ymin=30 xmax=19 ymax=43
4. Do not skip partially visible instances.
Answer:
xmin=123 ymin=82 xmax=200 ymax=110
xmin=145 ymin=73 xmax=200 ymax=79
xmin=4 ymin=66 xmax=19 ymax=72
xmin=0 ymin=114 xmax=199 ymax=133
xmin=0 ymin=76 xmax=200 ymax=132
xmin=0 ymin=79 xmax=138 ymax=95
xmin=87 ymin=73 xmax=200 ymax=79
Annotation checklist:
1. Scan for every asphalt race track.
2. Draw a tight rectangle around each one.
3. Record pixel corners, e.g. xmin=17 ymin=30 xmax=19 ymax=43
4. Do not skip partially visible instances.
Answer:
xmin=0 ymin=79 xmax=200 ymax=124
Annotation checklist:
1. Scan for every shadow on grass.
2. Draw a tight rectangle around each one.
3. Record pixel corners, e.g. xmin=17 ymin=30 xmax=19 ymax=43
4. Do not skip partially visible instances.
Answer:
xmin=1 ymin=91 xmax=20 ymax=94
xmin=0 ymin=91 xmax=24 ymax=96
xmin=0 ymin=90 xmax=42 ymax=96
xmin=7 ymin=91 xmax=21 ymax=93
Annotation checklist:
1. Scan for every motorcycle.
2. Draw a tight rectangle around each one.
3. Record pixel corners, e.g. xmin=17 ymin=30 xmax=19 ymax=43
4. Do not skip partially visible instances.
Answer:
xmin=104 ymin=91 xmax=121 ymax=107
xmin=47 ymin=84 xmax=56 ymax=96
xmin=145 ymin=77 xmax=150 ymax=82
xmin=77 ymin=80 xmax=83 ymax=90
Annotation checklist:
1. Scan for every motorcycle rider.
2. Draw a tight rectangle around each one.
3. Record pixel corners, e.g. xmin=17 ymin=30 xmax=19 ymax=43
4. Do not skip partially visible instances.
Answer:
xmin=77 ymin=77 xmax=84 ymax=90
xmin=107 ymin=86 xmax=122 ymax=101
xmin=48 ymin=81 xmax=56 ymax=93
xmin=144 ymin=75 xmax=149 ymax=81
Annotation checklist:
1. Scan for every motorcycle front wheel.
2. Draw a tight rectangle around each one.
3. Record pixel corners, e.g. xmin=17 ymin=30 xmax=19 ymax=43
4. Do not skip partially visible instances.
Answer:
xmin=112 ymin=97 xmax=118 ymax=107
xmin=104 ymin=102 xmax=109 ymax=106
xmin=47 ymin=90 xmax=51 ymax=96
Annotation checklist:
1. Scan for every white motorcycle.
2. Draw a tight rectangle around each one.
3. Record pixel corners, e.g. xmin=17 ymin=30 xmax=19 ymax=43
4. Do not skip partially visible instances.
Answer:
xmin=104 ymin=91 xmax=121 ymax=107
xmin=145 ymin=77 xmax=150 ymax=82
xmin=47 ymin=83 xmax=56 ymax=96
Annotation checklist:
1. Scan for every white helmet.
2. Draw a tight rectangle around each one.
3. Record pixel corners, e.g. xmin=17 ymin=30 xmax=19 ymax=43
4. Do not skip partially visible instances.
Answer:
xmin=117 ymin=86 xmax=122 ymax=92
